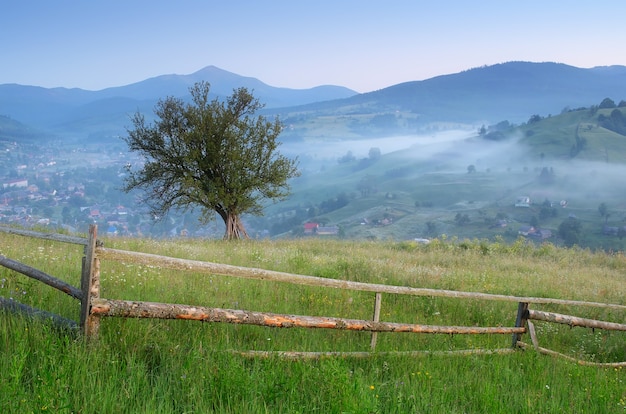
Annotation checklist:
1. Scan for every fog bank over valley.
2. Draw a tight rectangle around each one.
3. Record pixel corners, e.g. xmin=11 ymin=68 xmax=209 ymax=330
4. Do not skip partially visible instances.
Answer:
xmin=271 ymin=121 xmax=626 ymax=249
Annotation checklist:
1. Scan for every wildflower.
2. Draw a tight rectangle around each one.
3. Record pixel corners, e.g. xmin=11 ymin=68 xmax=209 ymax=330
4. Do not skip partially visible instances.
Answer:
xmin=369 ymin=385 xmax=375 ymax=390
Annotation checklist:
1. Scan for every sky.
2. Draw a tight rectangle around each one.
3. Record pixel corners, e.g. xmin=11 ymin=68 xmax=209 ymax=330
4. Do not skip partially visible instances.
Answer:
xmin=3 ymin=1 xmax=626 ymax=93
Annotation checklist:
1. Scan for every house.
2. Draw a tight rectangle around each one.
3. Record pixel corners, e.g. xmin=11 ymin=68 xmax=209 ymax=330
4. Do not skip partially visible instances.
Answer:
xmin=317 ymin=226 xmax=339 ymax=236
xmin=519 ymin=226 xmax=553 ymax=240
xmin=303 ymin=222 xmax=319 ymax=234
xmin=2 ymin=178 xmax=28 ymax=189
xmin=603 ymin=226 xmax=626 ymax=236
xmin=490 ymin=219 xmax=508 ymax=229
xmin=515 ymin=196 xmax=531 ymax=207
xmin=518 ymin=226 xmax=535 ymax=236
xmin=529 ymin=229 xmax=553 ymax=240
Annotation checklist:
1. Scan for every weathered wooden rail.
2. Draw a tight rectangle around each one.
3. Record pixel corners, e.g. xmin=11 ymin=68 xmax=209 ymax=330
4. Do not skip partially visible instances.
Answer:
xmin=1 ymin=224 xmax=625 ymax=365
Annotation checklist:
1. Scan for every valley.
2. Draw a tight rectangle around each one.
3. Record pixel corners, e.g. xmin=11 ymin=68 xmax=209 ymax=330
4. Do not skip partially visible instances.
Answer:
xmin=2 ymin=63 xmax=626 ymax=249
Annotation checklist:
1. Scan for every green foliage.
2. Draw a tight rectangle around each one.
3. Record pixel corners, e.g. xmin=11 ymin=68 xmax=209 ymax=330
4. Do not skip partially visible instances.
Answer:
xmin=454 ymin=212 xmax=470 ymax=226
xmin=598 ymin=108 xmax=626 ymax=135
xmin=558 ymin=216 xmax=583 ymax=247
xmin=122 ymin=81 xmax=299 ymax=239
xmin=599 ymin=97 xmax=617 ymax=109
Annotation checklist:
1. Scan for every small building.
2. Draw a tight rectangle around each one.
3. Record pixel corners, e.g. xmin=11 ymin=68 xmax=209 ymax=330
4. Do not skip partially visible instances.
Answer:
xmin=529 ymin=229 xmax=552 ymax=240
xmin=2 ymin=178 xmax=28 ymax=189
xmin=317 ymin=226 xmax=339 ymax=236
xmin=515 ymin=196 xmax=531 ymax=208
xmin=519 ymin=226 xmax=552 ymax=240
xmin=303 ymin=222 xmax=319 ymax=234
xmin=518 ymin=226 xmax=535 ymax=236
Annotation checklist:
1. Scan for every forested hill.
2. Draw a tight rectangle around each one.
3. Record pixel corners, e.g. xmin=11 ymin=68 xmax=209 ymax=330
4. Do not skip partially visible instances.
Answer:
xmin=273 ymin=62 xmax=626 ymax=126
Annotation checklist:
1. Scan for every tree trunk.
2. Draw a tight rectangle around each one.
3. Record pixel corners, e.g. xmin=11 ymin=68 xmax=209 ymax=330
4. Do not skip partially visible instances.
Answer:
xmin=224 ymin=212 xmax=249 ymax=240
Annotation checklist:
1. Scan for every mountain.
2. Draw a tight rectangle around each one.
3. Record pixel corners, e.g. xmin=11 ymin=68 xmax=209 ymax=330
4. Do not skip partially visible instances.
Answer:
xmin=273 ymin=62 xmax=626 ymax=127
xmin=2 ymin=62 xmax=626 ymax=143
xmin=0 ymin=114 xmax=54 ymax=142
xmin=0 ymin=66 xmax=357 ymax=141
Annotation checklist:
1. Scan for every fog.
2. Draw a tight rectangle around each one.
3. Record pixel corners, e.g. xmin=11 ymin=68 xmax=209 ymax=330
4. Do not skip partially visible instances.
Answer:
xmin=281 ymin=128 xmax=626 ymax=212
xmin=281 ymin=129 xmax=477 ymax=170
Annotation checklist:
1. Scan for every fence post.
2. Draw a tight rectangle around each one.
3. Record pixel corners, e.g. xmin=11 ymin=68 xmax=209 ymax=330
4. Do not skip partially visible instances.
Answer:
xmin=80 ymin=224 xmax=101 ymax=341
xmin=511 ymin=302 xmax=529 ymax=348
xmin=370 ymin=292 xmax=382 ymax=351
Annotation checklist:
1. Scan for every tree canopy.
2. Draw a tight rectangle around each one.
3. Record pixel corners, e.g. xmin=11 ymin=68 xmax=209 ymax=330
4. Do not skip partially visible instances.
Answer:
xmin=122 ymin=81 xmax=299 ymax=239
xmin=558 ymin=216 xmax=582 ymax=247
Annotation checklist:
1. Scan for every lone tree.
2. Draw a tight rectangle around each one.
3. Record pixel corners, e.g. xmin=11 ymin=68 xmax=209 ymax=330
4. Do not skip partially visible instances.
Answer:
xmin=122 ymin=81 xmax=299 ymax=239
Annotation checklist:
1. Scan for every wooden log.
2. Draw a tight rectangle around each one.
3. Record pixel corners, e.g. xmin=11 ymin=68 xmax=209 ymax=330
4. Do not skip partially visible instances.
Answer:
xmin=370 ymin=292 xmax=382 ymax=350
xmin=0 ymin=225 xmax=88 ymax=246
xmin=91 ymin=298 xmax=525 ymax=335
xmin=528 ymin=309 xmax=626 ymax=331
xmin=517 ymin=341 xmax=626 ymax=367
xmin=0 ymin=296 xmax=78 ymax=331
xmin=80 ymin=225 xmax=101 ymax=340
xmin=512 ymin=302 xmax=529 ymax=347
xmin=230 ymin=348 xmax=518 ymax=360
xmin=527 ymin=320 xmax=539 ymax=350
xmin=96 ymin=246 xmax=626 ymax=311
xmin=0 ymin=254 xmax=82 ymax=300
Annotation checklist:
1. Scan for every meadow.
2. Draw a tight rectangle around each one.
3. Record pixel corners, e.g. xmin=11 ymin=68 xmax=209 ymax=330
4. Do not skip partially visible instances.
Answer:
xmin=1 ymin=230 xmax=625 ymax=413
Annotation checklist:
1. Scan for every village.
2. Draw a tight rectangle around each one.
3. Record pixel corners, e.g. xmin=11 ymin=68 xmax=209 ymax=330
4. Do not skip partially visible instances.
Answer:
xmin=0 ymin=140 xmax=149 ymax=236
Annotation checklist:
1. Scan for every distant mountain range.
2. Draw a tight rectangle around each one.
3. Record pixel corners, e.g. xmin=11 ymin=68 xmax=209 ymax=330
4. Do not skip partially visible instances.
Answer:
xmin=0 ymin=66 xmax=357 ymax=141
xmin=272 ymin=62 xmax=626 ymax=125
xmin=2 ymin=62 xmax=626 ymax=142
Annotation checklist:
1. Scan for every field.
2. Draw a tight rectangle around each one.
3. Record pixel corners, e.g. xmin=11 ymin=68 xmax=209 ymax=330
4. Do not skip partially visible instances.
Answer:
xmin=1 ymin=230 xmax=625 ymax=413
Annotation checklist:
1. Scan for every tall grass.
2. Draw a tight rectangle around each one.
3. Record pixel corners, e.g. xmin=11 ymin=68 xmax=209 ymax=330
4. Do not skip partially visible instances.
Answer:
xmin=1 ymin=231 xmax=625 ymax=412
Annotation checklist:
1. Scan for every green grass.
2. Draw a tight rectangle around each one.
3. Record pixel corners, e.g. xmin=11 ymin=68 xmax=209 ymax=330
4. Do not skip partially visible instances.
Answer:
xmin=1 ymin=232 xmax=626 ymax=412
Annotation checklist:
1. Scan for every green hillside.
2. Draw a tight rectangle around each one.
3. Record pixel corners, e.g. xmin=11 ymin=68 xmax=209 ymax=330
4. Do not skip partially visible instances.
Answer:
xmin=518 ymin=106 xmax=626 ymax=162
xmin=269 ymin=106 xmax=626 ymax=250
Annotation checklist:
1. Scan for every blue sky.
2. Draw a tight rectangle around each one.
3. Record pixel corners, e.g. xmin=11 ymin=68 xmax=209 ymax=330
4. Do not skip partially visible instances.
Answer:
xmin=3 ymin=1 xmax=626 ymax=93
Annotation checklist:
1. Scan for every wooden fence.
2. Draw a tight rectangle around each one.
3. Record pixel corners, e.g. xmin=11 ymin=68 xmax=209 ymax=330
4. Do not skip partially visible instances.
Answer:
xmin=1 ymin=224 xmax=625 ymax=365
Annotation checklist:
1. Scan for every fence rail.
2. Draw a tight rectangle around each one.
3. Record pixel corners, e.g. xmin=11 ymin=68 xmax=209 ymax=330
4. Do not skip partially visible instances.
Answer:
xmin=90 ymin=297 xmax=526 ymax=335
xmin=1 ymin=224 xmax=625 ymax=365
xmin=96 ymin=246 xmax=626 ymax=310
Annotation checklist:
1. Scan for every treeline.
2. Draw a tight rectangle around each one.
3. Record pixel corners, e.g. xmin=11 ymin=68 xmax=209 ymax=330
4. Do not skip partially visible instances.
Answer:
xmin=480 ymin=97 xmax=626 ymax=142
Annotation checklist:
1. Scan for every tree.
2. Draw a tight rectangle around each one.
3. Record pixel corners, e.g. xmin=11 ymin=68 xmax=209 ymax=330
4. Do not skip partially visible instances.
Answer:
xmin=368 ymin=147 xmax=382 ymax=161
xmin=357 ymin=175 xmax=376 ymax=197
xmin=598 ymin=202 xmax=608 ymax=222
xmin=454 ymin=213 xmax=470 ymax=226
xmin=425 ymin=221 xmax=437 ymax=236
xmin=122 ymin=81 xmax=300 ymax=240
xmin=558 ymin=216 xmax=582 ymax=247
xmin=599 ymin=97 xmax=616 ymax=109
xmin=338 ymin=150 xmax=356 ymax=164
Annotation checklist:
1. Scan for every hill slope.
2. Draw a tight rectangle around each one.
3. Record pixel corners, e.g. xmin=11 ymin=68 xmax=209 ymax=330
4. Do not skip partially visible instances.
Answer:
xmin=268 ymin=106 xmax=626 ymax=247
xmin=273 ymin=62 xmax=626 ymax=139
